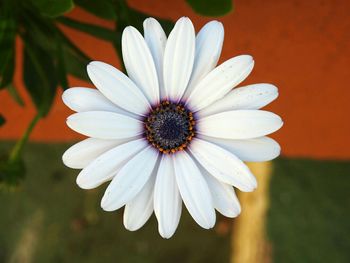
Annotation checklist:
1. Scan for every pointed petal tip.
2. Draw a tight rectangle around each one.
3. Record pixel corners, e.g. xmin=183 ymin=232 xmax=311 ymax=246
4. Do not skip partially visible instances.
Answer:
xmin=252 ymin=177 xmax=258 ymax=189
xmin=61 ymin=150 xmax=72 ymax=168
xmin=238 ymin=54 xmax=255 ymax=68
xmin=227 ymin=200 xmax=242 ymax=217
xmin=61 ymin=154 xmax=69 ymax=167
xmin=100 ymin=195 xmax=111 ymax=211
xmin=75 ymin=175 xmax=86 ymax=190
xmin=124 ymin=218 xmax=142 ymax=232
xmin=235 ymin=204 xmax=242 ymax=216
xmin=86 ymin=62 xmax=98 ymax=76
xmin=65 ymin=114 xmax=73 ymax=124
xmin=206 ymin=20 xmax=224 ymax=29
xmin=87 ymin=61 xmax=99 ymax=68
xmin=75 ymin=173 xmax=87 ymax=189
xmin=87 ymin=61 xmax=108 ymax=72
xmin=241 ymin=178 xmax=258 ymax=192
xmin=122 ymin=25 xmax=137 ymax=35
xmin=196 ymin=210 xmax=216 ymax=229
xmin=274 ymin=116 xmax=284 ymax=132
xmin=101 ymin=195 xmax=123 ymax=212
xmin=61 ymin=89 xmax=69 ymax=104
xmin=143 ymin=17 xmax=157 ymax=26
xmin=143 ymin=17 xmax=165 ymax=35
xmin=176 ymin=16 xmax=194 ymax=28
xmin=274 ymin=141 xmax=282 ymax=157
xmin=100 ymin=190 xmax=113 ymax=210
xmin=124 ymin=225 xmax=139 ymax=232
xmin=280 ymin=119 xmax=284 ymax=128
xmin=76 ymin=172 xmax=99 ymax=190
xmin=89 ymin=60 xmax=102 ymax=65
xmin=61 ymin=88 xmax=83 ymax=111
xmin=239 ymin=54 xmax=253 ymax=60
xmin=266 ymin=83 xmax=278 ymax=90
xmin=225 ymin=209 xmax=241 ymax=218
xmin=202 ymin=218 xmax=216 ymax=229
xmin=240 ymin=187 xmax=255 ymax=193
xmin=265 ymin=83 xmax=279 ymax=99
xmin=245 ymin=173 xmax=258 ymax=192
xmin=159 ymin=227 xmax=176 ymax=239
xmin=268 ymin=112 xmax=284 ymax=133
xmin=179 ymin=16 xmax=190 ymax=21
xmin=61 ymin=89 xmax=79 ymax=111
xmin=65 ymin=113 xmax=78 ymax=127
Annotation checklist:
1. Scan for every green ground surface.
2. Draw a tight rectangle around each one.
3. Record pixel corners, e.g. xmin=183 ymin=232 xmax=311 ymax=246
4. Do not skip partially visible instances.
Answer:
xmin=0 ymin=142 xmax=349 ymax=262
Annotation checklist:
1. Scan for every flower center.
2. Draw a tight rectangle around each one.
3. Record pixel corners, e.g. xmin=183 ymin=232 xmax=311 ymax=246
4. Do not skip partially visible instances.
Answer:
xmin=144 ymin=101 xmax=195 ymax=154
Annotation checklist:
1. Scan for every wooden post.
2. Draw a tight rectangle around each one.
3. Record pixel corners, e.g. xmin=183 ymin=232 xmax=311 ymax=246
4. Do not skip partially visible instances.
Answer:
xmin=231 ymin=162 xmax=272 ymax=263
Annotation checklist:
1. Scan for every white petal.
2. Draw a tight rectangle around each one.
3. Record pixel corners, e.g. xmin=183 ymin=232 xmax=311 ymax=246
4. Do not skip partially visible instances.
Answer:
xmin=189 ymin=138 xmax=257 ymax=192
xmin=197 ymin=110 xmax=283 ymax=140
xmin=201 ymin=135 xmax=281 ymax=162
xmin=163 ymin=17 xmax=195 ymax=101
xmin=122 ymin=26 xmax=160 ymax=105
xmin=101 ymin=146 xmax=159 ymax=211
xmin=62 ymin=88 xmax=133 ymax=117
xmin=173 ymin=151 xmax=215 ymax=229
xmin=66 ymin=111 xmax=143 ymax=139
xmin=186 ymin=55 xmax=254 ymax=112
xmin=62 ymin=138 xmax=132 ymax=169
xmin=87 ymin=61 xmax=150 ymax=115
xmin=123 ymin=166 xmax=156 ymax=231
xmin=154 ymin=155 xmax=182 ymax=239
xmin=76 ymin=139 xmax=147 ymax=189
xmin=143 ymin=18 xmax=167 ymax=100
xmin=183 ymin=21 xmax=224 ymax=99
xmin=198 ymin=84 xmax=278 ymax=117
xmin=201 ymin=167 xmax=241 ymax=217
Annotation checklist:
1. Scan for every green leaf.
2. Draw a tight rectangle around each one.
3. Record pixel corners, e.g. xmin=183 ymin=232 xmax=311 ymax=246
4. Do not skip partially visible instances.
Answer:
xmin=113 ymin=1 xmax=175 ymax=71
xmin=0 ymin=18 xmax=16 ymax=89
xmin=56 ymin=40 xmax=69 ymax=89
xmin=21 ymin=6 xmax=59 ymax=52
xmin=57 ymin=16 xmax=119 ymax=42
xmin=22 ymin=34 xmax=58 ymax=116
xmin=115 ymin=1 xmax=174 ymax=34
xmin=186 ymin=0 xmax=232 ymax=16
xmin=75 ymin=0 xmax=117 ymax=20
xmin=0 ymin=114 xmax=5 ymax=126
xmin=31 ymin=0 xmax=74 ymax=17
xmin=62 ymin=46 xmax=90 ymax=81
xmin=56 ymin=28 xmax=90 ymax=61
xmin=56 ymin=29 xmax=90 ymax=81
xmin=0 ymin=155 xmax=25 ymax=186
xmin=7 ymin=84 xmax=25 ymax=106
xmin=0 ymin=48 xmax=15 ymax=89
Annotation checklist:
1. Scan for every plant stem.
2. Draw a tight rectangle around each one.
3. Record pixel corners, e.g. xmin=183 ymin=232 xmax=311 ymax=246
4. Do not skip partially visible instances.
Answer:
xmin=9 ymin=112 xmax=41 ymax=163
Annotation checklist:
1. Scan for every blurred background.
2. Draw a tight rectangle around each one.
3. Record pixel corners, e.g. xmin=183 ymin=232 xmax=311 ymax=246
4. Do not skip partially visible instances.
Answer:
xmin=0 ymin=0 xmax=349 ymax=262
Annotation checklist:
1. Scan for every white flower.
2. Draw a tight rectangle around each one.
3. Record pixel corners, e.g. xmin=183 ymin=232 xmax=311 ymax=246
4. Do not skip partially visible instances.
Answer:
xmin=62 ymin=17 xmax=283 ymax=238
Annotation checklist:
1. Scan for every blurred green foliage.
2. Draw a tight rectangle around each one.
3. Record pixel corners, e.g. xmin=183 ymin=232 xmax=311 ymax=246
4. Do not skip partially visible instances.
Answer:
xmin=0 ymin=142 xmax=231 ymax=262
xmin=1 ymin=143 xmax=349 ymax=262
xmin=187 ymin=0 xmax=233 ymax=16
xmin=0 ymin=114 xmax=5 ymax=126
xmin=268 ymin=158 xmax=350 ymax=263
xmin=0 ymin=0 xmax=232 ymax=186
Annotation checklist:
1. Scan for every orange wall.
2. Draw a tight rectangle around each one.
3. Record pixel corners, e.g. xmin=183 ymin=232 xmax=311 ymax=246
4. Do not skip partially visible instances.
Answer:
xmin=0 ymin=0 xmax=349 ymax=159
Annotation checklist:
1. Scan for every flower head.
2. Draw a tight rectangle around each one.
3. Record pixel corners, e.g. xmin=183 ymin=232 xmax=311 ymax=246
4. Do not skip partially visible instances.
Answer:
xmin=62 ymin=17 xmax=283 ymax=238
